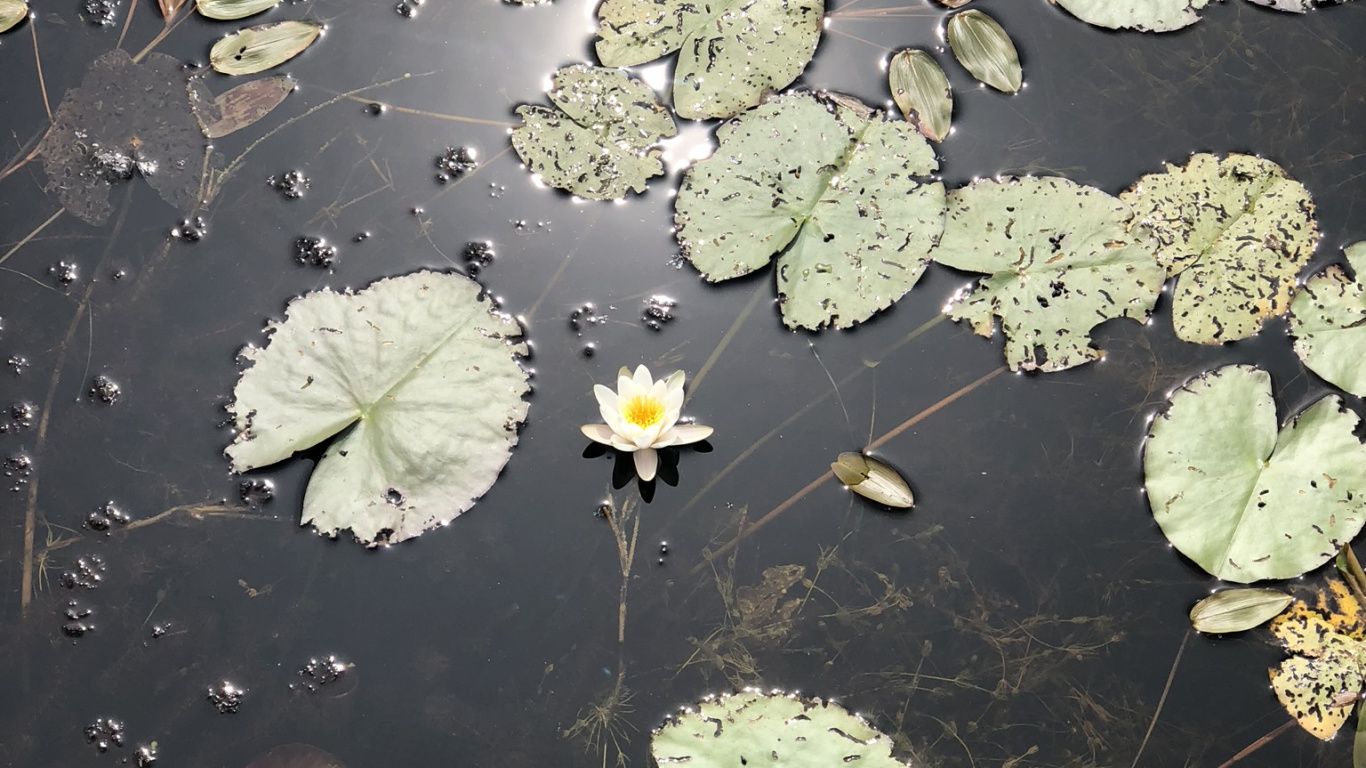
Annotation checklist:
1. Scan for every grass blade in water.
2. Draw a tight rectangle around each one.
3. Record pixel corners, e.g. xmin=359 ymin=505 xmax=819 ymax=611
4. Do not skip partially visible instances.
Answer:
xmin=889 ymin=49 xmax=952 ymax=143
xmin=0 ymin=0 xmax=27 ymax=33
xmin=1189 ymin=587 xmax=1292 ymax=633
xmin=210 ymin=21 xmax=322 ymax=76
xmin=947 ymin=9 xmax=1022 ymax=94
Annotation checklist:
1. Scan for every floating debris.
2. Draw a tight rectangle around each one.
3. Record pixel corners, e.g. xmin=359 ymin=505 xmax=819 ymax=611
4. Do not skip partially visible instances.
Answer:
xmin=642 ymin=295 xmax=676 ymax=331
xmin=88 ymin=374 xmax=122 ymax=404
xmin=63 ymin=600 xmax=94 ymax=637
xmin=206 ymin=681 xmax=246 ymax=713
xmin=269 ymin=170 xmax=309 ymax=199
xmin=567 ymin=303 xmax=603 ymax=333
xmin=59 ymin=555 xmax=106 ymax=589
xmin=170 ymin=216 xmax=206 ymax=243
xmin=292 ymin=655 xmax=353 ymax=694
xmin=435 ymin=146 xmax=478 ymax=183
xmin=4 ymin=453 xmax=33 ymax=491
xmin=293 ymin=236 xmax=337 ymax=269
xmin=83 ymin=718 xmax=124 ymax=751
xmin=48 ymin=261 xmax=78 ymax=286
xmin=80 ymin=0 xmax=119 ymax=25
xmin=238 ymin=478 xmax=274 ymax=506
xmin=462 ymin=241 xmax=494 ymax=277
xmin=85 ymin=501 xmax=131 ymax=531
xmin=7 ymin=356 xmax=28 ymax=375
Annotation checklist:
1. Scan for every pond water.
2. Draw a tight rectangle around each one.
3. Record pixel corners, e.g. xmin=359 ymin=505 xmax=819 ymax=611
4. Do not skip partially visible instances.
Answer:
xmin=1 ymin=1 xmax=1364 ymax=767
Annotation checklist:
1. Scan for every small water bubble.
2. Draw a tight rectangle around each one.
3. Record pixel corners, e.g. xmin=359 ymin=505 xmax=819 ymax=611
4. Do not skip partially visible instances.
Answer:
xmin=79 ymin=0 xmax=119 ymax=26
xmin=134 ymin=743 xmax=158 ymax=767
xmin=462 ymin=241 xmax=494 ymax=277
xmin=293 ymin=236 xmax=337 ymax=269
xmin=293 ymin=655 xmax=352 ymax=693
xmin=238 ymin=478 xmax=274 ymax=506
xmin=60 ymin=555 xmax=106 ymax=589
xmin=567 ymin=303 xmax=602 ymax=333
xmin=88 ymin=374 xmax=122 ymax=404
xmin=384 ymin=488 xmax=404 ymax=506
xmin=83 ymin=718 xmax=124 ymax=751
xmin=511 ymin=219 xmax=529 ymax=233
xmin=48 ymin=261 xmax=79 ymax=286
xmin=170 ymin=217 xmax=206 ymax=243
xmin=206 ymin=681 xmax=246 ymax=714
xmin=7 ymin=356 xmax=28 ymax=375
xmin=268 ymin=170 xmax=309 ymax=200
xmin=394 ymin=0 xmax=415 ymax=17
xmin=365 ymin=102 xmax=385 ymax=116
xmin=4 ymin=453 xmax=32 ymax=491
xmin=352 ymin=232 xmax=370 ymax=243
xmin=581 ymin=343 xmax=595 ymax=358
xmin=112 ymin=269 xmax=127 ymax=280
xmin=150 ymin=622 xmax=171 ymax=639
xmin=4 ymin=401 xmax=35 ymax=432
xmin=642 ymin=295 xmax=676 ymax=331
xmin=488 ymin=182 xmax=506 ymax=197
xmin=85 ymin=501 xmax=131 ymax=531
xmin=410 ymin=207 xmax=424 ymax=217
xmin=435 ymin=146 xmax=478 ymax=183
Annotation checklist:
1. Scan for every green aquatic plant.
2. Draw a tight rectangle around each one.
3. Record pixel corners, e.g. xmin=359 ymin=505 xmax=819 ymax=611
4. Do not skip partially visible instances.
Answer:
xmin=210 ymin=20 xmax=323 ymax=75
xmin=675 ymin=90 xmax=944 ymax=330
xmin=1143 ymin=365 xmax=1366 ymax=582
xmin=1290 ymin=242 xmax=1366 ymax=398
xmin=1189 ymin=588 xmax=1291 ymax=634
xmin=888 ymin=49 xmax=952 ymax=143
xmin=225 ymin=271 xmax=530 ymax=546
xmin=932 ymin=175 xmax=1165 ymax=372
xmin=946 ymin=9 xmax=1022 ymax=93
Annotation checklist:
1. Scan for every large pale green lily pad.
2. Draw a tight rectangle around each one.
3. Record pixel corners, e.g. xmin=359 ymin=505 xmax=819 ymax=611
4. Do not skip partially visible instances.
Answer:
xmin=1121 ymin=153 xmax=1318 ymax=344
xmin=1290 ymin=242 xmax=1366 ymax=398
xmin=595 ymin=0 xmax=823 ymax=120
xmin=1052 ymin=0 xmax=1220 ymax=32
xmin=226 ymin=271 xmax=530 ymax=546
xmin=1143 ymin=365 xmax=1366 ymax=583
xmin=511 ymin=65 xmax=676 ymax=201
xmin=675 ymin=91 xmax=944 ymax=330
xmin=931 ymin=176 xmax=1165 ymax=372
xmin=652 ymin=690 xmax=909 ymax=768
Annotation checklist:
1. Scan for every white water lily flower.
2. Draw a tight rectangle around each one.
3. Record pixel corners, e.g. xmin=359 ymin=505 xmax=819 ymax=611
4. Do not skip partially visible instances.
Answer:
xmin=581 ymin=365 xmax=713 ymax=482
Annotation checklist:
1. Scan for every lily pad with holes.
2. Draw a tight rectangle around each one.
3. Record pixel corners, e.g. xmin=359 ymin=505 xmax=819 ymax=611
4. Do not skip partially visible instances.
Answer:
xmin=1052 ymin=0 xmax=1221 ymax=32
xmin=37 ymin=49 xmax=209 ymax=226
xmin=1290 ymin=242 xmax=1366 ymax=398
xmin=595 ymin=0 xmax=823 ymax=120
xmin=225 ymin=271 xmax=530 ymax=546
xmin=652 ymin=690 xmax=909 ymax=768
xmin=674 ymin=91 xmax=944 ymax=330
xmin=931 ymin=176 xmax=1164 ymax=372
xmin=1269 ymin=582 xmax=1366 ymax=740
xmin=511 ymin=64 xmax=676 ymax=201
xmin=1143 ymin=365 xmax=1366 ymax=583
xmin=1121 ymin=153 xmax=1318 ymax=344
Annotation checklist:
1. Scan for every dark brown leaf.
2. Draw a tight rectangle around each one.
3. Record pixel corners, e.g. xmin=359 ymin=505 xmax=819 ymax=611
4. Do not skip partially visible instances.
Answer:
xmin=198 ymin=75 xmax=296 ymax=138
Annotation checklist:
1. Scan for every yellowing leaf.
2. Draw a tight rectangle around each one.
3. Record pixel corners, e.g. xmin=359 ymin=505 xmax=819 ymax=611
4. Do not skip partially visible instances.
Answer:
xmin=1268 ymin=584 xmax=1366 ymax=740
xmin=210 ymin=21 xmax=322 ymax=76
xmin=0 ymin=0 xmax=28 ymax=32
xmin=197 ymin=0 xmax=281 ymax=20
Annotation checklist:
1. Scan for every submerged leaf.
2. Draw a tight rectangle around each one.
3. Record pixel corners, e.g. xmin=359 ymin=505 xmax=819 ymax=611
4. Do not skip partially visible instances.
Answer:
xmin=511 ymin=65 xmax=676 ymax=201
xmin=652 ymin=690 xmax=909 ymax=768
xmin=226 ymin=271 xmax=530 ymax=546
xmin=1144 ymin=365 xmax=1366 ymax=583
xmin=193 ymin=76 xmax=295 ymax=138
xmin=595 ymin=0 xmax=824 ymax=119
xmin=243 ymin=744 xmax=348 ymax=768
xmin=1052 ymin=0 xmax=1220 ymax=32
xmin=1289 ymin=242 xmax=1366 ymax=398
xmin=888 ymin=49 xmax=952 ymax=142
xmin=1189 ymin=588 xmax=1292 ymax=633
xmin=1121 ymin=153 xmax=1318 ymax=344
xmin=1269 ymin=585 xmax=1366 ymax=740
xmin=675 ymin=91 xmax=944 ymax=330
xmin=38 ymin=50 xmax=209 ymax=225
xmin=831 ymin=452 xmax=914 ymax=508
xmin=947 ymin=10 xmax=1022 ymax=93
xmin=210 ymin=21 xmax=322 ymax=76
xmin=932 ymin=176 xmax=1164 ymax=372
xmin=197 ymin=0 xmax=281 ymax=20
xmin=0 ymin=0 xmax=27 ymax=32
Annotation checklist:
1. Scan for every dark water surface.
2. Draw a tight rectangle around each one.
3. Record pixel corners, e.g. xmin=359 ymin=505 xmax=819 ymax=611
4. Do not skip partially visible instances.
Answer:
xmin=1 ymin=1 xmax=1365 ymax=766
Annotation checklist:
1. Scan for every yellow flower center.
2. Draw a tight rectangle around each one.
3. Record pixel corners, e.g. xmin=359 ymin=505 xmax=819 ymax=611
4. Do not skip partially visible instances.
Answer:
xmin=621 ymin=395 xmax=665 ymax=429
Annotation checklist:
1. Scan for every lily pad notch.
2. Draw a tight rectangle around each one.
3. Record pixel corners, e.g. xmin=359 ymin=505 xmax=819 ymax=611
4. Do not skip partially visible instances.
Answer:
xmin=226 ymin=271 xmax=531 ymax=546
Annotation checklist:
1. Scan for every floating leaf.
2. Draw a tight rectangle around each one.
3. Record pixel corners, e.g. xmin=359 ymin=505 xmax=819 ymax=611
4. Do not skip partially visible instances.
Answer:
xmin=1269 ymin=582 xmax=1366 ymax=740
xmin=831 ymin=452 xmax=914 ymax=508
xmin=947 ymin=10 xmax=1021 ymax=93
xmin=37 ymin=50 xmax=208 ymax=226
xmin=932 ymin=176 xmax=1164 ymax=372
xmin=595 ymin=0 xmax=823 ymax=120
xmin=1121 ymin=153 xmax=1318 ymax=344
xmin=197 ymin=0 xmax=281 ymax=20
xmin=226 ymin=271 xmax=530 ymax=546
xmin=888 ymin=49 xmax=952 ymax=142
xmin=1052 ymin=0 xmax=1218 ymax=32
xmin=157 ymin=0 xmax=186 ymax=20
xmin=1144 ymin=365 xmax=1366 ymax=583
xmin=936 ymin=0 xmax=973 ymax=6
xmin=652 ymin=690 xmax=909 ymax=768
xmin=210 ymin=21 xmax=322 ymax=76
xmin=1189 ymin=588 xmax=1292 ymax=633
xmin=1290 ymin=242 xmax=1366 ymax=398
xmin=510 ymin=64 xmax=676 ymax=201
xmin=675 ymin=91 xmax=944 ymax=330
xmin=192 ymin=76 xmax=295 ymax=138
xmin=0 ymin=0 xmax=27 ymax=32
xmin=1246 ymin=0 xmax=1313 ymax=11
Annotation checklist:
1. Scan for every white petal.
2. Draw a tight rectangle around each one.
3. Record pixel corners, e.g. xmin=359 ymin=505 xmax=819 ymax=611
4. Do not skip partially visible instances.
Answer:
xmin=648 ymin=378 xmax=669 ymax=408
xmin=593 ymin=384 xmax=619 ymax=412
xmin=632 ymin=364 xmax=653 ymax=391
xmin=634 ymin=448 xmax=658 ymax=482
xmin=669 ymin=424 xmax=713 ymax=445
xmin=634 ymin=422 xmax=662 ymax=449
xmin=665 ymin=369 xmax=686 ymax=392
xmin=600 ymin=404 xmax=626 ymax=434
xmin=581 ymin=424 xmax=617 ymax=445
xmin=617 ymin=367 xmax=634 ymax=395
xmin=610 ymin=434 xmax=637 ymax=452
xmin=664 ymin=385 xmax=684 ymax=412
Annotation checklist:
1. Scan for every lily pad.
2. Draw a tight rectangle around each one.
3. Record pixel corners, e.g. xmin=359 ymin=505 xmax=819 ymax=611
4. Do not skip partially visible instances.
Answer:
xmin=1289 ymin=242 xmax=1366 ymax=398
xmin=511 ymin=64 xmax=676 ymax=201
xmin=595 ymin=0 xmax=823 ymax=120
xmin=674 ymin=91 xmax=944 ymax=330
xmin=1121 ymin=153 xmax=1318 ymax=344
xmin=932 ymin=176 xmax=1165 ymax=372
xmin=1269 ymin=582 xmax=1366 ymax=740
xmin=37 ymin=50 xmax=208 ymax=226
xmin=210 ymin=20 xmax=322 ymax=76
xmin=225 ymin=271 xmax=530 ymax=546
xmin=1052 ymin=0 xmax=1220 ymax=32
xmin=652 ymin=690 xmax=909 ymax=768
xmin=1143 ymin=365 xmax=1366 ymax=583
